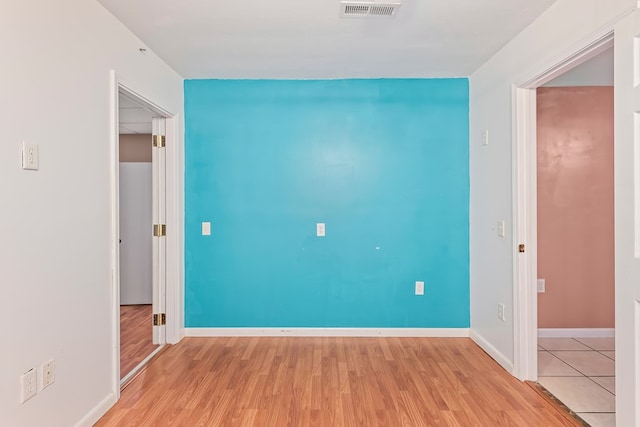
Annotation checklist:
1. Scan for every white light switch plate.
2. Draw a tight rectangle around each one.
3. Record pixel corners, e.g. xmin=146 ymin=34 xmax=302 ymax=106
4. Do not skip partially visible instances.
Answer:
xmin=316 ymin=223 xmax=325 ymax=237
xmin=482 ymin=130 xmax=489 ymax=146
xmin=497 ymin=220 xmax=505 ymax=237
xmin=498 ymin=303 xmax=506 ymax=321
xmin=21 ymin=142 xmax=39 ymax=170
xmin=202 ymin=222 xmax=211 ymax=236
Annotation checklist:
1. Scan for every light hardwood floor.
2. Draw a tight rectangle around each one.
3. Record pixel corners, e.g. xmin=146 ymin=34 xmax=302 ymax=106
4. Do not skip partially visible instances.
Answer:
xmin=98 ymin=337 xmax=580 ymax=426
xmin=120 ymin=304 xmax=157 ymax=379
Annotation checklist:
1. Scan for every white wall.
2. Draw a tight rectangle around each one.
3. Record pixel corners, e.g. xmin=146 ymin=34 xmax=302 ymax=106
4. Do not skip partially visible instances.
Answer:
xmin=543 ymin=47 xmax=613 ymax=86
xmin=469 ymin=0 xmax=633 ymax=419
xmin=0 ymin=1 xmax=183 ymax=426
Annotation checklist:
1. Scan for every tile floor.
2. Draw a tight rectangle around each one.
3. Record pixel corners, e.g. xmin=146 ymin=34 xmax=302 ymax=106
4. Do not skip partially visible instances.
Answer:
xmin=538 ymin=337 xmax=615 ymax=427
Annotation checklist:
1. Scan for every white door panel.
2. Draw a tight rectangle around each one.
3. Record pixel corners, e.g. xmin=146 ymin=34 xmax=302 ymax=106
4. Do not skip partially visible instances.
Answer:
xmin=119 ymin=163 xmax=153 ymax=305
xmin=152 ymin=117 xmax=167 ymax=345
xmin=614 ymin=9 xmax=640 ymax=425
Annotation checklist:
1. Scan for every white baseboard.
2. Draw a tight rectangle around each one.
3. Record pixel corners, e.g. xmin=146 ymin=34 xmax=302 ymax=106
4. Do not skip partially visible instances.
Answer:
xmin=469 ymin=330 xmax=514 ymax=374
xmin=185 ymin=327 xmax=470 ymax=338
xmin=537 ymin=328 xmax=615 ymax=338
xmin=74 ymin=392 xmax=117 ymax=427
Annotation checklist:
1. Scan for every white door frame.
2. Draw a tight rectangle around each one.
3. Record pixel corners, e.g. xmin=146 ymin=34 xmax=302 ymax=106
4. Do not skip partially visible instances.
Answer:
xmin=511 ymin=31 xmax=614 ymax=381
xmin=108 ymin=70 xmax=183 ymax=398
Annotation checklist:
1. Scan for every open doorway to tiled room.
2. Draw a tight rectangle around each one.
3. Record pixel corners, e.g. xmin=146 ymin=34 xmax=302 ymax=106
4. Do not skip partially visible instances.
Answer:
xmin=535 ymin=48 xmax=615 ymax=427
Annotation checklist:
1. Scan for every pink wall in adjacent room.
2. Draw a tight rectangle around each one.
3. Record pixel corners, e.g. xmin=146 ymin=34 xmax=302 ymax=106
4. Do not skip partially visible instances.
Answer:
xmin=537 ymin=86 xmax=614 ymax=328
xmin=120 ymin=134 xmax=152 ymax=162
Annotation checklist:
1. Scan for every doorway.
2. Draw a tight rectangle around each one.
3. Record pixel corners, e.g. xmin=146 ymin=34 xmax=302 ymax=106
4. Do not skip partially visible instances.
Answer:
xmin=511 ymin=32 xmax=615 ymax=382
xmin=117 ymin=86 xmax=169 ymax=386
xmin=118 ymin=90 xmax=157 ymax=381
xmin=510 ymin=8 xmax=640 ymax=425
xmin=533 ymin=49 xmax=616 ymax=425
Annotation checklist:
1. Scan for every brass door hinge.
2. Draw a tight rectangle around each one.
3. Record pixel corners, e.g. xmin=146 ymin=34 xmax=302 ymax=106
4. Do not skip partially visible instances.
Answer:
xmin=153 ymin=313 xmax=166 ymax=326
xmin=153 ymin=134 xmax=166 ymax=148
xmin=519 ymin=244 xmax=525 ymax=253
xmin=153 ymin=224 xmax=166 ymax=237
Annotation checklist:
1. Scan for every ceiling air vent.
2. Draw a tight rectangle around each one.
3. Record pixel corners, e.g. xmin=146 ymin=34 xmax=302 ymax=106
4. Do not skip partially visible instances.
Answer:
xmin=340 ymin=1 xmax=402 ymax=18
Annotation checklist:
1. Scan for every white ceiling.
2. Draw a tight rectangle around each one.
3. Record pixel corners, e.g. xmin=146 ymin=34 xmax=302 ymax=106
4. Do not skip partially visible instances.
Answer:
xmin=97 ymin=0 xmax=557 ymax=79
xmin=119 ymin=92 xmax=154 ymax=134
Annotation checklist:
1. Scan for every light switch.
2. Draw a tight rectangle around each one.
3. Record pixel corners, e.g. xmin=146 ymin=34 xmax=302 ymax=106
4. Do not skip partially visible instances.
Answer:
xmin=537 ymin=278 xmax=546 ymax=293
xmin=482 ymin=130 xmax=489 ymax=146
xmin=202 ymin=222 xmax=211 ymax=236
xmin=316 ymin=223 xmax=325 ymax=237
xmin=497 ymin=220 xmax=505 ymax=238
xmin=21 ymin=142 xmax=39 ymax=170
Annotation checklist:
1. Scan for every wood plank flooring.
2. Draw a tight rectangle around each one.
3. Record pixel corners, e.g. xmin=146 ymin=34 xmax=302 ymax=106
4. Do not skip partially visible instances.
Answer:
xmin=98 ymin=337 xmax=580 ymax=426
xmin=120 ymin=304 xmax=157 ymax=379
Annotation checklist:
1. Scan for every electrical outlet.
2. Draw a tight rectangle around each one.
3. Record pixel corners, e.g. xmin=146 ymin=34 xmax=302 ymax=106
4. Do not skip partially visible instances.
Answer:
xmin=20 ymin=368 xmax=37 ymax=403
xmin=21 ymin=142 xmax=39 ymax=170
xmin=316 ymin=223 xmax=325 ymax=237
xmin=415 ymin=281 xmax=424 ymax=296
xmin=498 ymin=303 xmax=506 ymax=321
xmin=41 ymin=359 xmax=55 ymax=390
xmin=537 ymin=279 xmax=546 ymax=293
xmin=202 ymin=222 xmax=211 ymax=236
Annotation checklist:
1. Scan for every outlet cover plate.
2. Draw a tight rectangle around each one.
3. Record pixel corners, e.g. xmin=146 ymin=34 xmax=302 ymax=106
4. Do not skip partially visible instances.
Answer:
xmin=415 ymin=281 xmax=424 ymax=295
xmin=202 ymin=222 xmax=211 ymax=236
xmin=21 ymin=142 xmax=39 ymax=170
xmin=41 ymin=359 xmax=55 ymax=390
xmin=20 ymin=368 xmax=37 ymax=403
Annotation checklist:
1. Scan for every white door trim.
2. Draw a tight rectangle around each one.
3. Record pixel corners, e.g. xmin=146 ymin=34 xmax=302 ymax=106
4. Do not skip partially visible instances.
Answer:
xmin=512 ymin=85 xmax=538 ymax=381
xmin=511 ymin=31 xmax=615 ymax=381
xmin=108 ymin=70 xmax=183 ymax=398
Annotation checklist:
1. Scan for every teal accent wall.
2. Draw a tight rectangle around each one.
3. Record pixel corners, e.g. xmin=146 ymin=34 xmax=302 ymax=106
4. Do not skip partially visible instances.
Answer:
xmin=184 ymin=79 xmax=469 ymax=328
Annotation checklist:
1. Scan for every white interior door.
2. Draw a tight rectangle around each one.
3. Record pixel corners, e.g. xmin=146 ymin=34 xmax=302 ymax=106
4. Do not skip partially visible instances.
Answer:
xmin=119 ymin=163 xmax=153 ymax=305
xmin=152 ymin=117 xmax=167 ymax=345
xmin=614 ymin=8 xmax=640 ymax=425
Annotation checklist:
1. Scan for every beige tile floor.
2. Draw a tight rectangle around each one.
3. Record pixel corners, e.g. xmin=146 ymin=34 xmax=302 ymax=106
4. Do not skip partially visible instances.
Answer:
xmin=538 ymin=337 xmax=615 ymax=427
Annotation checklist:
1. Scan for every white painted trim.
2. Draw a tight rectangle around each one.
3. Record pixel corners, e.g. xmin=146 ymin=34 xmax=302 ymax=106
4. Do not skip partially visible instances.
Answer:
xmin=518 ymin=33 xmax=615 ymax=88
xmin=538 ymin=328 xmax=615 ymax=338
xmin=108 ymin=71 xmax=121 ymax=403
xmin=165 ymin=112 xmax=184 ymax=344
xmin=512 ymin=85 xmax=538 ymax=381
xmin=470 ymin=330 xmax=514 ymax=374
xmin=511 ymin=29 xmax=617 ymax=383
xmin=73 ymin=392 xmax=117 ymax=427
xmin=185 ymin=328 xmax=470 ymax=337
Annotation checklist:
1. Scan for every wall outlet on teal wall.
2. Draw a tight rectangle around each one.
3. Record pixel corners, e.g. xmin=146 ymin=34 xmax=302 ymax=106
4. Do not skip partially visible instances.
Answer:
xmin=415 ymin=281 xmax=425 ymax=296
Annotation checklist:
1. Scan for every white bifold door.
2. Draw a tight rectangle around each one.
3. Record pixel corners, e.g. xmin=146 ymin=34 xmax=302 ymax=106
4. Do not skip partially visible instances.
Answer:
xmin=151 ymin=117 xmax=167 ymax=345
